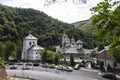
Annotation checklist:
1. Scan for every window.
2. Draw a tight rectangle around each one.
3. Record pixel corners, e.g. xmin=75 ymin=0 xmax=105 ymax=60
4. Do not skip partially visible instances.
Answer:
xmin=36 ymin=56 xmax=38 ymax=58
xmin=36 ymin=52 xmax=38 ymax=54
xmin=29 ymin=42 xmax=31 ymax=46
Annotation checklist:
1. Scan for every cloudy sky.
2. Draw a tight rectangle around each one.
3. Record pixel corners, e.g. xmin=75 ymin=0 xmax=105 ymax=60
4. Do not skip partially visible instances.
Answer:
xmin=0 ymin=0 xmax=104 ymax=23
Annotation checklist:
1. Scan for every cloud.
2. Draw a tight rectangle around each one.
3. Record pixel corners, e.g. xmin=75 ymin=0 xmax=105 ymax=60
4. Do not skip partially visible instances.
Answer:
xmin=0 ymin=0 xmax=104 ymax=23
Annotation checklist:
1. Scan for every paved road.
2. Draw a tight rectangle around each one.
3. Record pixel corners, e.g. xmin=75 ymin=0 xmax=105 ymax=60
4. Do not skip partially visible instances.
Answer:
xmin=7 ymin=70 xmax=98 ymax=80
xmin=6 ymin=65 xmax=108 ymax=80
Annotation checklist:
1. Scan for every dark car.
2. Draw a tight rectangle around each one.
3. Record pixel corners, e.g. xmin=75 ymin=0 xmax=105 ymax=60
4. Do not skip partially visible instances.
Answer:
xmin=8 ymin=62 xmax=15 ymax=65
xmin=22 ymin=67 xmax=31 ymax=70
xmin=9 ymin=65 xmax=17 ymax=69
xmin=33 ymin=63 xmax=39 ymax=67
xmin=74 ymin=64 xmax=80 ymax=70
xmin=102 ymin=73 xmax=118 ymax=80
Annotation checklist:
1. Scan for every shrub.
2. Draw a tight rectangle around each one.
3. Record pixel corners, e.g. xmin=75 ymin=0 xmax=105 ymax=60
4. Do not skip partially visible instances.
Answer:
xmin=49 ymin=64 xmax=56 ymax=69
xmin=107 ymin=64 xmax=113 ymax=72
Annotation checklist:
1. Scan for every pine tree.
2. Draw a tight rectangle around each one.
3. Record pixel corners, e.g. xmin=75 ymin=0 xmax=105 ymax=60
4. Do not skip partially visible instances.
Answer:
xmin=70 ymin=54 xmax=75 ymax=66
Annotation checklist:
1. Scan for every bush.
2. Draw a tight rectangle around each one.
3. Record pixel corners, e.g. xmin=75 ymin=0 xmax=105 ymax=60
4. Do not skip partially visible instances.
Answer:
xmin=49 ymin=64 xmax=56 ymax=69
xmin=107 ymin=64 xmax=113 ymax=72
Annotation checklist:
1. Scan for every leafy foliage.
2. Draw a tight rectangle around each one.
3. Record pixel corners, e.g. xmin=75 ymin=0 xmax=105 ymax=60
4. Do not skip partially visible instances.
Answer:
xmin=90 ymin=0 xmax=120 ymax=49
xmin=41 ymin=50 xmax=60 ymax=64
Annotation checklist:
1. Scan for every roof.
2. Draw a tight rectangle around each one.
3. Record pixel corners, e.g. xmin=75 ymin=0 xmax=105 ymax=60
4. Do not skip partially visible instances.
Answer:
xmin=65 ymin=46 xmax=84 ymax=54
xmin=76 ymin=40 xmax=83 ymax=44
xmin=24 ymin=34 xmax=38 ymax=40
xmin=62 ymin=34 xmax=68 ymax=38
xmin=28 ymin=44 xmax=44 ymax=51
xmin=83 ymin=49 xmax=94 ymax=54
xmin=71 ymin=37 xmax=75 ymax=41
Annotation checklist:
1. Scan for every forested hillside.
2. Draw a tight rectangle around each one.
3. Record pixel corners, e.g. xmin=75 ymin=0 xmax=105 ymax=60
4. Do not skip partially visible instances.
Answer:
xmin=0 ymin=4 xmax=97 ymax=60
xmin=73 ymin=20 xmax=96 ymax=34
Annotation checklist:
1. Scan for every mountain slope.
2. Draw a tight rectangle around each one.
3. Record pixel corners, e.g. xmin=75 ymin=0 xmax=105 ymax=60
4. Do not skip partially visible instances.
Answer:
xmin=72 ymin=20 xmax=96 ymax=34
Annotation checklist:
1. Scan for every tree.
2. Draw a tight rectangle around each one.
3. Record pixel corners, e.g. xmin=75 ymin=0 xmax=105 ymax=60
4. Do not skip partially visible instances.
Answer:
xmin=100 ymin=61 xmax=105 ymax=73
xmin=91 ymin=50 xmax=96 ymax=58
xmin=111 ymin=48 xmax=120 ymax=63
xmin=90 ymin=0 xmax=120 ymax=49
xmin=107 ymin=63 xmax=113 ymax=72
xmin=70 ymin=54 xmax=75 ymax=66
xmin=41 ymin=50 xmax=48 ymax=63
xmin=0 ymin=57 xmax=3 ymax=66
xmin=44 ymin=0 xmax=88 ymax=6
xmin=0 ymin=42 xmax=5 ymax=60
xmin=4 ymin=41 xmax=16 ymax=60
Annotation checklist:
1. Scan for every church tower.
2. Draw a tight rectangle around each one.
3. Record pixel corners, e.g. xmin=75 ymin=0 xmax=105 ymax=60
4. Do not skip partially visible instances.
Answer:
xmin=21 ymin=34 xmax=42 ymax=60
xmin=62 ymin=34 xmax=70 ymax=47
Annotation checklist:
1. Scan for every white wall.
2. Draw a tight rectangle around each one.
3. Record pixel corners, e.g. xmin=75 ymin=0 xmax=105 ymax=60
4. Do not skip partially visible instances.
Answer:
xmin=23 ymin=39 xmax=37 ymax=50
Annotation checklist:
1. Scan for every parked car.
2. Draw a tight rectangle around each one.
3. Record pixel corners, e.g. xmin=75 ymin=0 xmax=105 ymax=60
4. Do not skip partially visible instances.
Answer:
xmin=41 ymin=63 xmax=49 ymax=68
xmin=26 ymin=62 xmax=33 ymax=66
xmin=4 ymin=61 xmax=9 ymax=65
xmin=9 ymin=65 xmax=17 ymax=69
xmin=74 ymin=64 xmax=80 ymax=70
xmin=102 ymin=73 xmax=118 ymax=80
xmin=8 ymin=62 xmax=15 ymax=65
xmin=63 ymin=66 xmax=73 ymax=72
xmin=56 ymin=66 xmax=63 ymax=70
xmin=22 ymin=67 xmax=31 ymax=70
xmin=33 ymin=63 xmax=39 ymax=67
xmin=16 ymin=62 xmax=23 ymax=65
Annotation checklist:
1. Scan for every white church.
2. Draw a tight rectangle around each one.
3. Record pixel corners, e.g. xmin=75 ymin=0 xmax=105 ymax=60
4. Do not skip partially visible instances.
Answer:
xmin=21 ymin=34 xmax=44 ymax=61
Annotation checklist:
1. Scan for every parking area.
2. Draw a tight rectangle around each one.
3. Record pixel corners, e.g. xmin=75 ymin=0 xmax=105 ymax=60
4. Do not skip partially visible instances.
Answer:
xmin=5 ymin=62 xmax=111 ymax=80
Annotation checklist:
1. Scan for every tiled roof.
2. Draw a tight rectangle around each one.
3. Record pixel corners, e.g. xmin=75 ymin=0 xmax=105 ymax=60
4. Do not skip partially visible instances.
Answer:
xmin=24 ymin=34 xmax=38 ymax=40
xmin=28 ymin=44 xmax=44 ymax=51
xmin=65 ymin=46 xmax=84 ymax=54
xmin=97 ymin=50 xmax=113 ymax=59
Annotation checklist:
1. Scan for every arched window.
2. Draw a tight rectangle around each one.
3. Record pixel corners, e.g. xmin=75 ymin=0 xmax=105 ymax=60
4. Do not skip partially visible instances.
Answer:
xmin=29 ymin=42 xmax=31 ymax=46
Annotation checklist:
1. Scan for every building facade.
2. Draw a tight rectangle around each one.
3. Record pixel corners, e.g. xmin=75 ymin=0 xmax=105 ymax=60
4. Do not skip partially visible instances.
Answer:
xmin=21 ymin=34 xmax=44 ymax=61
xmin=56 ymin=34 xmax=93 ymax=62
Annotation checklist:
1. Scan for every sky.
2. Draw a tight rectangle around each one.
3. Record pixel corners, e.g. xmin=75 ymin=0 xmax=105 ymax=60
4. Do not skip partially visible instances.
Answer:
xmin=0 ymin=0 xmax=104 ymax=23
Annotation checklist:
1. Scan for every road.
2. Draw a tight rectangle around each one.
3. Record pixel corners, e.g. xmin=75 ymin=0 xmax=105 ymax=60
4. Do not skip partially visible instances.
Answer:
xmin=6 ymin=66 xmax=108 ymax=80
xmin=7 ymin=70 xmax=99 ymax=80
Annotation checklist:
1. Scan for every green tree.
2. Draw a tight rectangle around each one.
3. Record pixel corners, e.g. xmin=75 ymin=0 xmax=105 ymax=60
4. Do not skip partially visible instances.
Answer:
xmin=41 ymin=50 xmax=48 ymax=63
xmin=100 ymin=61 xmax=105 ymax=73
xmin=107 ymin=63 xmax=113 ymax=72
xmin=90 ymin=0 xmax=120 ymax=49
xmin=4 ymin=41 xmax=16 ymax=60
xmin=0 ymin=57 xmax=3 ymax=66
xmin=111 ymin=48 xmax=120 ymax=63
xmin=91 ymin=50 xmax=96 ymax=58
xmin=70 ymin=54 xmax=75 ymax=66
xmin=0 ymin=42 xmax=5 ymax=60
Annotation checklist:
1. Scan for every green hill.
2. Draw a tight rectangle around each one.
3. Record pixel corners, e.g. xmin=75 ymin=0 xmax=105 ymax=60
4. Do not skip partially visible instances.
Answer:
xmin=72 ymin=20 xmax=96 ymax=34
xmin=0 ymin=4 xmax=97 ymax=60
